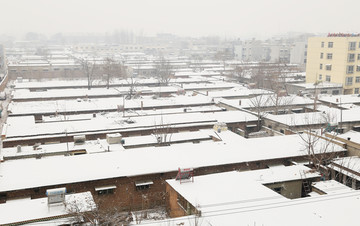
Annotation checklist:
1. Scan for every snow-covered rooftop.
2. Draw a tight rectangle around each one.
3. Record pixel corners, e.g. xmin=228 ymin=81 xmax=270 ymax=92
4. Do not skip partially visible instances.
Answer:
xmin=11 ymin=86 xmax=179 ymax=100
xmin=4 ymin=111 xmax=257 ymax=139
xmin=0 ymin=134 xmax=345 ymax=192
xmin=312 ymin=180 xmax=354 ymax=195
xmin=265 ymin=107 xmax=360 ymax=126
xmin=198 ymin=87 xmax=273 ymax=99
xmin=290 ymin=82 xmax=343 ymax=89
xmin=8 ymin=95 xmax=214 ymax=116
xmin=318 ymin=94 xmax=360 ymax=105
xmin=337 ymin=130 xmax=360 ymax=144
xmin=220 ymin=94 xmax=315 ymax=109
xmin=152 ymin=190 xmax=360 ymax=226
xmin=0 ymin=192 xmax=95 ymax=225
xmin=167 ymin=165 xmax=319 ymax=213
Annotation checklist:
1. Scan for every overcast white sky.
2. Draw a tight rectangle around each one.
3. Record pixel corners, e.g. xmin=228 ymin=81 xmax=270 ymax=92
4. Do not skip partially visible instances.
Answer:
xmin=2 ymin=0 xmax=360 ymax=38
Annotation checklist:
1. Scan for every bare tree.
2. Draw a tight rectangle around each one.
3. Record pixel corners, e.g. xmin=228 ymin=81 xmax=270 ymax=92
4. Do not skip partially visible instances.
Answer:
xmin=267 ymin=94 xmax=295 ymax=115
xmin=103 ymin=57 xmax=126 ymax=89
xmin=249 ymin=94 xmax=270 ymax=128
xmin=66 ymin=196 xmax=132 ymax=225
xmin=155 ymin=57 xmax=173 ymax=86
xmin=234 ymin=65 xmax=247 ymax=83
xmin=126 ymin=75 xmax=139 ymax=99
xmin=251 ymin=63 xmax=266 ymax=88
xmin=80 ymin=58 xmax=98 ymax=90
xmin=153 ymin=116 xmax=173 ymax=146
xmin=298 ymin=113 xmax=342 ymax=171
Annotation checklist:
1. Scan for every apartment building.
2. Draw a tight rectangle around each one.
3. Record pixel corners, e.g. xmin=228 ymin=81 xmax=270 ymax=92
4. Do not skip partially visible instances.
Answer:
xmin=0 ymin=44 xmax=6 ymax=75
xmin=306 ymin=34 xmax=360 ymax=94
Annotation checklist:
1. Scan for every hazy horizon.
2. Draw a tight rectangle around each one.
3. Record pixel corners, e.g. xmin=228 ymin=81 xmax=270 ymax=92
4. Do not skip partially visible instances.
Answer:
xmin=1 ymin=0 xmax=360 ymax=40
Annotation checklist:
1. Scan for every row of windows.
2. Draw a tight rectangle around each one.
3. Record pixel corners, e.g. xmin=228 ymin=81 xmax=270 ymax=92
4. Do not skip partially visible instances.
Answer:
xmin=345 ymin=76 xmax=360 ymax=85
xmin=321 ymin=41 xmax=360 ymax=50
xmin=320 ymin=53 xmax=360 ymax=62
xmin=347 ymin=65 xmax=360 ymax=74
xmin=348 ymin=53 xmax=360 ymax=62
xmin=321 ymin=42 xmax=333 ymax=48
xmin=96 ymin=181 xmax=153 ymax=195
xmin=320 ymin=64 xmax=360 ymax=73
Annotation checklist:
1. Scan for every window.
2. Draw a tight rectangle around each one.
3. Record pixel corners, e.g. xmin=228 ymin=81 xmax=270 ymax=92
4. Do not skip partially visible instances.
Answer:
xmin=95 ymin=185 xmax=116 ymax=195
xmin=327 ymin=53 xmax=333 ymax=59
xmin=357 ymin=66 xmax=360 ymax=72
xmin=320 ymin=64 xmax=323 ymax=69
xmin=321 ymin=42 xmax=324 ymax=48
xmin=347 ymin=65 xmax=354 ymax=74
xmin=348 ymin=53 xmax=355 ymax=62
xmin=328 ymin=42 xmax=333 ymax=48
xmin=320 ymin=53 xmax=323 ymax=59
xmin=358 ymin=54 xmax=360 ymax=60
xmin=332 ymin=90 xmax=339 ymax=95
xmin=326 ymin=75 xmax=331 ymax=82
xmin=356 ymin=76 xmax=360 ymax=83
xmin=355 ymin=88 xmax=360 ymax=94
xmin=349 ymin=42 xmax=356 ymax=51
xmin=346 ymin=77 xmax=353 ymax=86
xmin=325 ymin=64 xmax=332 ymax=71
xmin=135 ymin=181 xmax=153 ymax=191
xmin=319 ymin=74 xmax=322 ymax=80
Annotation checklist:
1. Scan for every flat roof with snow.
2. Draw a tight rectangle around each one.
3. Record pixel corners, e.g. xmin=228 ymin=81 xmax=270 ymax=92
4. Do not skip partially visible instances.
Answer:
xmin=0 ymin=192 xmax=95 ymax=225
xmin=4 ymin=111 xmax=257 ymax=139
xmin=0 ymin=134 xmax=345 ymax=192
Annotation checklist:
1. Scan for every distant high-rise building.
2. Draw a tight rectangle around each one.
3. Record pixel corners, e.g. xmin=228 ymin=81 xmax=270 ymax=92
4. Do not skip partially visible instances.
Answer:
xmin=306 ymin=34 xmax=360 ymax=94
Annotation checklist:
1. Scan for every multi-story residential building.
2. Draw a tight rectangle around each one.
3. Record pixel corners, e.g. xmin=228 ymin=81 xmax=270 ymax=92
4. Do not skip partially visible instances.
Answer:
xmin=0 ymin=44 xmax=6 ymax=75
xmin=290 ymin=41 xmax=307 ymax=67
xmin=306 ymin=34 xmax=360 ymax=94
